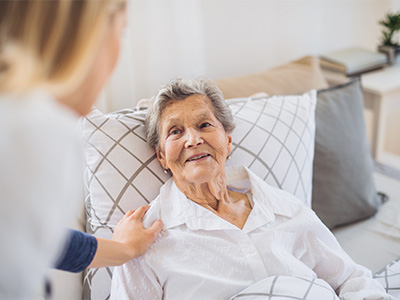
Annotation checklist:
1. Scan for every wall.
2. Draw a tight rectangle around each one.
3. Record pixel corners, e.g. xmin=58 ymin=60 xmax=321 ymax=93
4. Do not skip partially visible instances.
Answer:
xmin=202 ymin=0 xmax=391 ymax=79
xmin=100 ymin=0 xmax=396 ymax=112
xmin=392 ymin=0 xmax=400 ymax=10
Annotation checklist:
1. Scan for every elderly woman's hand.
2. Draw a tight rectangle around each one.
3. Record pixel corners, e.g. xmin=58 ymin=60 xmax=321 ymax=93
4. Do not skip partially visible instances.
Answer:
xmin=89 ymin=206 xmax=163 ymax=268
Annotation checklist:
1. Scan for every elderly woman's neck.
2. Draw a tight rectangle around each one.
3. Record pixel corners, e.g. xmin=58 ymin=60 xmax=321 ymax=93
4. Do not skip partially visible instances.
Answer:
xmin=174 ymin=172 xmax=252 ymax=229
xmin=174 ymin=174 xmax=229 ymax=211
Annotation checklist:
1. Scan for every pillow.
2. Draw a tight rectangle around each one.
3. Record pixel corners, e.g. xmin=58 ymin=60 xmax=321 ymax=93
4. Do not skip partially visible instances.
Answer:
xmin=312 ymin=79 xmax=382 ymax=229
xmin=81 ymin=108 xmax=169 ymax=300
xmin=374 ymin=258 xmax=400 ymax=299
xmin=215 ymin=56 xmax=329 ymax=99
xmin=81 ymin=90 xmax=317 ymax=299
xmin=226 ymin=91 xmax=317 ymax=206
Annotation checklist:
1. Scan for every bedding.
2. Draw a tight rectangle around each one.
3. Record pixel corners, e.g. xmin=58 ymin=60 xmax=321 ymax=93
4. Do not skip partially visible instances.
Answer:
xmin=229 ymin=276 xmax=339 ymax=300
xmin=226 ymin=91 xmax=316 ymax=206
xmin=81 ymin=107 xmax=168 ymax=299
xmin=312 ymin=79 xmax=382 ymax=228
xmin=374 ymin=258 xmax=400 ymax=299
xmin=333 ymin=171 xmax=400 ymax=274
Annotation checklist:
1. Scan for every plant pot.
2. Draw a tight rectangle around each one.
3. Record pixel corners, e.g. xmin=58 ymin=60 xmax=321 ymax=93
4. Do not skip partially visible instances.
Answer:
xmin=378 ymin=45 xmax=400 ymax=65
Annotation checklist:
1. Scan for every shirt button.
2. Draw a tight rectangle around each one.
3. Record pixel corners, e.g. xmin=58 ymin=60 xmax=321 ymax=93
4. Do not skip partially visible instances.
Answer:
xmin=245 ymin=247 xmax=254 ymax=254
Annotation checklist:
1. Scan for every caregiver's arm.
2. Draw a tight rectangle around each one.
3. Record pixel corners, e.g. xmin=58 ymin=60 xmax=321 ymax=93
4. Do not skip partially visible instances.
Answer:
xmin=89 ymin=206 xmax=163 ymax=268
xmin=56 ymin=206 xmax=163 ymax=272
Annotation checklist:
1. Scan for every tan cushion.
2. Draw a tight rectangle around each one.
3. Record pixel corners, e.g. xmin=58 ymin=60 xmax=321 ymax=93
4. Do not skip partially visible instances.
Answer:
xmin=215 ymin=56 xmax=329 ymax=99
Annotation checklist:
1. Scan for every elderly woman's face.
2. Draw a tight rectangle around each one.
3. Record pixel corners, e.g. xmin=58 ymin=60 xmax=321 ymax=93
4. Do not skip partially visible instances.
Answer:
xmin=156 ymin=94 xmax=232 ymax=185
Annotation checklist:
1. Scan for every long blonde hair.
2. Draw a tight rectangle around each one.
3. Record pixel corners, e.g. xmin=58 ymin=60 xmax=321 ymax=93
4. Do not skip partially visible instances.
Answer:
xmin=0 ymin=0 xmax=124 ymax=96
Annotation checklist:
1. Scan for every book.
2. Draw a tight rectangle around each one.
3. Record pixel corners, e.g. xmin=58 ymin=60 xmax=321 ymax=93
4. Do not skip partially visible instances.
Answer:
xmin=320 ymin=47 xmax=388 ymax=76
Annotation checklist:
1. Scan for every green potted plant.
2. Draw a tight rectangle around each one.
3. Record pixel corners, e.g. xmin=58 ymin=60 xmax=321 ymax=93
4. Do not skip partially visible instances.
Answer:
xmin=378 ymin=11 xmax=400 ymax=64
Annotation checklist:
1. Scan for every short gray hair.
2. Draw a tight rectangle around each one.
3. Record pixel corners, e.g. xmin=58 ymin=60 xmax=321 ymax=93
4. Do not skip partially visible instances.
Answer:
xmin=145 ymin=77 xmax=235 ymax=150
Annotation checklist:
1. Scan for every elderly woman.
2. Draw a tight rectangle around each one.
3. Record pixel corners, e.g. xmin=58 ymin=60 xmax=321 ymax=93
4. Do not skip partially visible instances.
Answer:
xmin=110 ymin=78 xmax=391 ymax=299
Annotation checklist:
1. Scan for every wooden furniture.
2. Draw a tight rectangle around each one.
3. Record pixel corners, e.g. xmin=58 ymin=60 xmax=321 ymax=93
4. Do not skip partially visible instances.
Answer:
xmin=361 ymin=65 xmax=400 ymax=169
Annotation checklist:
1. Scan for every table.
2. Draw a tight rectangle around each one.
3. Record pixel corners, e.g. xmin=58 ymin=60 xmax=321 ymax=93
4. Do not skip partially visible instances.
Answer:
xmin=361 ymin=65 xmax=400 ymax=169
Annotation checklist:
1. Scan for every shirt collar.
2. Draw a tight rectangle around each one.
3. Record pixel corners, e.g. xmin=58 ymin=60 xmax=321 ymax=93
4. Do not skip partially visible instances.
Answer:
xmin=158 ymin=166 xmax=298 ymax=232
xmin=158 ymin=180 xmax=238 ymax=231
xmin=240 ymin=166 xmax=298 ymax=219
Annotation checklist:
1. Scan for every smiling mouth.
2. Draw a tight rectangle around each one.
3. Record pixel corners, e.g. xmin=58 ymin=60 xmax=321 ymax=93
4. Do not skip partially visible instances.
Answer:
xmin=186 ymin=154 xmax=211 ymax=162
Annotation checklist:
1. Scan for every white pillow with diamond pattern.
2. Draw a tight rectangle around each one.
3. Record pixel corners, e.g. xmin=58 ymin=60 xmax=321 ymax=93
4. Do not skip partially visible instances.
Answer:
xmin=80 ymin=90 xmax=316 ymax=299
xmin=80 ymin=108 xmax=169 ymax=299
xmin=226 ymin=90 xmax=316 ymax=207
xmin=374 ymin=258 xmax=400 ymax=299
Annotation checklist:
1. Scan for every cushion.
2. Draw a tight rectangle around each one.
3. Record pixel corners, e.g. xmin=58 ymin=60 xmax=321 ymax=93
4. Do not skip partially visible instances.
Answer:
xmin=215 ymin=56 xmax=329 ymax=99
xmin=374 ymin=258 xmax=400 ymax=299
xmin=226 ymin=91 xmax=317 ymax=206
xmin=81 ymin=108 xmax=168 ymax=300
xmin=312 ymin=79 xmax=382 ymax=229
xmin=230 ymin=276 xmax=338 ymax=300
xmin=81 ymin=90 xmax=317 ymax=299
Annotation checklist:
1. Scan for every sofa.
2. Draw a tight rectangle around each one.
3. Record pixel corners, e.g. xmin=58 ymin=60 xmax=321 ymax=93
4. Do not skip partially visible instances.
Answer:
xmin=49 ymin=56 xmax=400 ymax=299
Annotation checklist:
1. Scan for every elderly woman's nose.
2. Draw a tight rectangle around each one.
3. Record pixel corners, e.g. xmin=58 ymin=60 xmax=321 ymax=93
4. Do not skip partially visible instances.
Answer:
xmin=185 ymin=128 xmax=203 ymax=148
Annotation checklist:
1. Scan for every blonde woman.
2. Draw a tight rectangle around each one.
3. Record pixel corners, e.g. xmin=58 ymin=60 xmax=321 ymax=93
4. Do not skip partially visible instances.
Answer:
xmin=0 ymin=1 xmax=162 ymax=298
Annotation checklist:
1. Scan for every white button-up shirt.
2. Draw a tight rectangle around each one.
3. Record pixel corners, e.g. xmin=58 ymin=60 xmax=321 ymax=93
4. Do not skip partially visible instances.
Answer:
xmin=111 ymin=166 xmax=390 ymax=300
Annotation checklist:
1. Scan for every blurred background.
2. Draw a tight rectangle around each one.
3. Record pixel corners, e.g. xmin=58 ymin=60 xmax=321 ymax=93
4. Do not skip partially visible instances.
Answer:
xmin=99 ymin=0 xmax=400 ymax=112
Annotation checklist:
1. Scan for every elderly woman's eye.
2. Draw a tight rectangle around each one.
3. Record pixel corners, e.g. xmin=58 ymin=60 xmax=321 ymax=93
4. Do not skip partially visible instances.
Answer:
xmin=200 ymin=122 xmax=211 ymax=128
xmin=170 ymin=129 xmax=181 ymax=135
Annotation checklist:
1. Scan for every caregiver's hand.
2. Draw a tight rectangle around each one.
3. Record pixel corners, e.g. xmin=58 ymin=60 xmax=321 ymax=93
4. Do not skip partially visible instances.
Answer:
xmin=89 ymin=206 xmax=163 ymax=268
xmin=114 ymin=206 xmax=164 ymax=258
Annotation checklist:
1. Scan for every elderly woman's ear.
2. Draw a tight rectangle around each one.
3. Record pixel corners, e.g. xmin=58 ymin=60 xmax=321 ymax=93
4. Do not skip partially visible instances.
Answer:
xmin=227 ymin=134 xmax=233 ymax=154
xmin=156 ymin=148 xmax=168 ymax=170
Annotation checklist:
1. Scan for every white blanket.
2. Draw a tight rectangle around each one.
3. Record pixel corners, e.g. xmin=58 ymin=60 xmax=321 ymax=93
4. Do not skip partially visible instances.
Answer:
xmin=229 ymin=276 xmax=339 ymax=300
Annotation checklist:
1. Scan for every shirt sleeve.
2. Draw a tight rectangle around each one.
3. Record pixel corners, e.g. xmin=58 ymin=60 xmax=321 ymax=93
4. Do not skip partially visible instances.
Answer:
xmin=54 ymin=229 xmax=97 ymax=273
xmin=301 ymin=210 xmax=394 ymax=300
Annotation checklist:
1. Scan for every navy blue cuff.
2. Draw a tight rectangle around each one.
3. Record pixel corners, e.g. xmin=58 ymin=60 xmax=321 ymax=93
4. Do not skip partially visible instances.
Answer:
xmin=54 ymin=229 xmax=98 ymax=273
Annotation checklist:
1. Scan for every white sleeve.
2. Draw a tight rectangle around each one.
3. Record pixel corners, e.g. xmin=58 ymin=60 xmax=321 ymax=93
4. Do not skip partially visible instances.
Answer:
xmin=111 ymin=258 xmax=163 ymax=300
xmin=302 ymin=210 xmax=394 ymax=300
